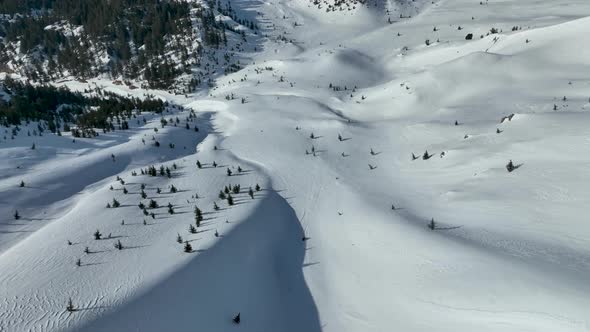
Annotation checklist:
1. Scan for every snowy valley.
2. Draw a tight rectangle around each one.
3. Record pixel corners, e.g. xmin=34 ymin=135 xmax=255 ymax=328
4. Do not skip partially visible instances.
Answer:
xmin=2 ymin=0 xmax=590 ymax=331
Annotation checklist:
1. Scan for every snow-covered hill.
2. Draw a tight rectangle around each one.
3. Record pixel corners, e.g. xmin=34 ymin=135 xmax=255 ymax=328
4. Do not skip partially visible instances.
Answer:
xmin=2 ymin=0 xmax=590 ymax=331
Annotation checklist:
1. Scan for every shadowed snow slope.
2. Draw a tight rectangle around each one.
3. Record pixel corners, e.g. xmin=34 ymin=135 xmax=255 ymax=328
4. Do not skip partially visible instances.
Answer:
xmin=80 ymin=190 xmax=320 ymax=332
xmin=2 ymin=0 xmax=590 ymax=331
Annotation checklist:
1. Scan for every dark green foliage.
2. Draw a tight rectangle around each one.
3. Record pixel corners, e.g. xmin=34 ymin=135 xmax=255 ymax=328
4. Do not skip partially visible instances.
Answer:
xmin=195 ymin=206 xmax=203 ymax=227
xmin=112 ymin=198 xmax=120 ymax=208
xmin=232 ymin=185 xmax=240 ymax=194
xmin=184 ymin=241 xmax=192 ymax=253
xmin=0 ymin=0 xmax=195 ymax=89
xmin=0 ymin=79 xmax=164 ymax=127
xmin=148 ymin=199 xmax=158 ymax=209
xmin=66 ymin=298 xmax=75 ymax=311
xmin=428 ymin=218 xmax=436 ymax=230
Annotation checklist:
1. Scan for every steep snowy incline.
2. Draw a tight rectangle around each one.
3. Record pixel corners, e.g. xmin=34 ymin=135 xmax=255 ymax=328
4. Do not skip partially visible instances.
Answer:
xmin=2 ymin=0 xmax=590 ymax=331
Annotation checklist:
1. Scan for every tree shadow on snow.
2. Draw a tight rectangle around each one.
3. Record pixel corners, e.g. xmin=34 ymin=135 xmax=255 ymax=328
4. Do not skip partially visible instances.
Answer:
xmin=79 ymin=191 xmax=322 ymax=332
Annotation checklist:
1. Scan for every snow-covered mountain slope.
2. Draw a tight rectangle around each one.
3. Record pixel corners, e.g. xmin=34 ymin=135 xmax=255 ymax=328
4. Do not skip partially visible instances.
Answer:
xmin=2 ymin=0 xmax=590 ymax=331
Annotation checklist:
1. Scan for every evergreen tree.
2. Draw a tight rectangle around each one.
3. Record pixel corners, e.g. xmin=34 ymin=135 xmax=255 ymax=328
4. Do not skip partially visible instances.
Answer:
xmin=123 ymin=187 xmax=128 ymax=194
xmin=149 ymin=199 xmax=158 ymax=209
xmin=112 ymin=198 xmax=120 ymax=208
xmin=66 ymin=298 xmax=75 ymax=312
xmin=196 ymin=160 xmax=202 ymax=168
xmin=214 ymin=202 xmax=219 ymax=211
xmin=14 ymin=210 xmax=20 ymax=220
xmin=227 ymin=168 xmax=232 ymax=176
xmin=114 ymin=240 xmax=123 ymax=250
xmin=75 ymin=258 xmax=81 ymax=267
xmin=506 ymin=160 xmax=515 ymax=172
xmin=170 ymin=185 xmax=177 ymax=193
xmin=255 ymin=184 xmax=261 ymax=191
xmin=428 ymin=218 xmax=436 ymax=230
xmin=94 ymin=230 xmax=102 ymax=240
xmin=177 ymin=233 xmax=183 ymax=243
xmin=19 ymin=180 xmax=25 ymax=187
xmin=195 ymin=207 xmax=203 ymax=227
xmin=184 ymin=241 xmax=192 ymax=253
xmin=189 ymin=224 xmax=197 ymax=233
xmin=227 ymin=194 xmax=234 ymax=206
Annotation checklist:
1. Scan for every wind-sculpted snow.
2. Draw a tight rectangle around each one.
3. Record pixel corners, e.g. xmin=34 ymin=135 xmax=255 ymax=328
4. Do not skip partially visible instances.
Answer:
xmin=2 ymin=0 xmax=590 ymax=330
xmin=78 ymin=190 xmax=321 ymax=332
